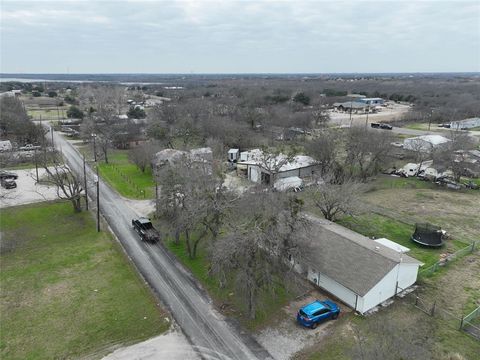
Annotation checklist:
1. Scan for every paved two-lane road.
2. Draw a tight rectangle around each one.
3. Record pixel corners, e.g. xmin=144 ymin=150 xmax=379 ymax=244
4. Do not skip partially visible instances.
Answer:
xmin=53 ymin=131 xmax=271 ymax=360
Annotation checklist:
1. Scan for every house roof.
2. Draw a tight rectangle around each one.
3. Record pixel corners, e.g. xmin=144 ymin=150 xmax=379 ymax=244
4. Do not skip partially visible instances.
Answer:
xmin=333 ymin=101 xmax=367 ymax=109
xmin=238 ymin=149 xmax=316 ymax=173
xmin=299 ymin=214 xmax=422 ymax=297
xmin=374 ymin=238 xmax=411 ymax=253
xmin=405 ymin=135 xmax=450 ymax=146
xmin=154 ymin=147 xmax=212 ymax=167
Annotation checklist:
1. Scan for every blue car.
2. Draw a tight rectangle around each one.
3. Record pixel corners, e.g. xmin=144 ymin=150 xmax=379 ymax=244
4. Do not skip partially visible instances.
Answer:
xmin=297 ymin=300 xmax=340 ymax=329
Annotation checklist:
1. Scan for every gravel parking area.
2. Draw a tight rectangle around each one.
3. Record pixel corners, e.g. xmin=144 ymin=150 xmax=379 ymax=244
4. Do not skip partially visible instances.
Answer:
xmin=255 ymin=289 xmax=351 ymax=360
xmin=0 ymin=168 xmax=59 ymax=208
xmin=102 ymin=329 xmax=200 ymax=360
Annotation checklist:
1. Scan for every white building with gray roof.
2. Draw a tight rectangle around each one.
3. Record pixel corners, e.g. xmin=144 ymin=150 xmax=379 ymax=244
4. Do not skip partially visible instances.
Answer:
xmin=292 ymin=214 xmax=423 ymax=314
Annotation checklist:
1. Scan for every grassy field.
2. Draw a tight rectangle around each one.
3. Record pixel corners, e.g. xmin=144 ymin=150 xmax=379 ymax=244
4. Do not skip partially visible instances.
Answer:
xmin=97 ymin=150 xmax=156 ymax=199
xmin=27 ymin=108 xmax=67 ymax=120
xmin=363 ymin=176 xmax=480 ymax=243
xmin=163 ymin=231 xmax=303 ymax=330
xmin=331 ymin=175 xmax=478 ymax=268
xmin=0 ymin=202 xmax=169 ymax=360
xmin=338 ymin=213 xmax=468 ymax=268
xmin=403 ymin=122 xmax=450 ymax=132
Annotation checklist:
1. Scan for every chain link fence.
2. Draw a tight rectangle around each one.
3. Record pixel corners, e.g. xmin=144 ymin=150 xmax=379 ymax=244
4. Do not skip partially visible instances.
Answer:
xmin=461 ymin=306 xmax=480 ymax=340
xmin=419 ymin=240 xmax=479 ymax=277
xmin=406 ymin=291 xmax=480 ymax=340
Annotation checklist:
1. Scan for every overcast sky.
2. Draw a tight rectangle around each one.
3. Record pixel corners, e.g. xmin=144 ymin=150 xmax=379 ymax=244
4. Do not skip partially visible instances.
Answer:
xmin=1 ymin=0 xmax=479 ymax=73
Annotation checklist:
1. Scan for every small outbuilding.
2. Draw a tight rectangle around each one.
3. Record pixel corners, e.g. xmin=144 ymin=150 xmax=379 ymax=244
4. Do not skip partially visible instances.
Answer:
xmin=403 ymin=135 xmax=451 ymax=152
xmin=291 ymin=215 xmax=423 ymax=314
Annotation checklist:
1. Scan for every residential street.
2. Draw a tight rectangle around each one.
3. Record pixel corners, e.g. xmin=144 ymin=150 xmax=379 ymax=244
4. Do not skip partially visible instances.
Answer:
xmin=52 ymin=130 xmax=271 ymax=360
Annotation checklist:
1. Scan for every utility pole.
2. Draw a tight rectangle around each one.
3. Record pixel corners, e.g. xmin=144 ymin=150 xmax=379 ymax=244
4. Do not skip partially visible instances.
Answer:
xmin=91 ymin=133 xmax=97 ymax=162
xmin=50 ymin=126 xmax=54 ymax=148
xmin=34 ymin=147 xmax=39 ymax=183
xmin=95 ymin=166 xmax=100 ymax=232
xmin=428 ymin=108 xmax=434 ymax=131
xmin=83 ymin=154 xmax=88 ymax=211
xmin=365 ymin=105 xmax=370 ymax=128
xmin=349 ymin=102 xmax=353 ymax=127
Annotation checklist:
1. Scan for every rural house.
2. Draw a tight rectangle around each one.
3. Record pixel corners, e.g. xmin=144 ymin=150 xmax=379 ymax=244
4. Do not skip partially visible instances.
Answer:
xmin=235 ymin=149 xmax=318 ymax=186
xmin=291 ymin=215 xmax=422 ymax=314
xmin=154 ymin=147 xmax=213 ymax=172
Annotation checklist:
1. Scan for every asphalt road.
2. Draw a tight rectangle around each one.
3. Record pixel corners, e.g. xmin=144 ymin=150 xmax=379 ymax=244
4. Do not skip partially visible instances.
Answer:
xmin=52 ymin=131 xmax=271 ymax=360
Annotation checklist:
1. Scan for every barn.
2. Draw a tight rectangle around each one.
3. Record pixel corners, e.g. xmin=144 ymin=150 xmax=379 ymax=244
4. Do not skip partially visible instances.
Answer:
xmin=292 ymin=215 xmax=423 ymax=314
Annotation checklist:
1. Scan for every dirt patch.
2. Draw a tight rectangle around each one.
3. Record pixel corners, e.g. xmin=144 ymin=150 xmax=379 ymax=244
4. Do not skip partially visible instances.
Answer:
xmin=123 ymin=198 xmax=156 ymax=217
xmin=255 ymin=289 xmax=350 ymax=360
xmin=42 ymin=281 xmax=71 ymax=298
xmin=223 ymin=172 xmax=254 ymax=195
xmin=328 ymin=103 xmax=411 ymax=126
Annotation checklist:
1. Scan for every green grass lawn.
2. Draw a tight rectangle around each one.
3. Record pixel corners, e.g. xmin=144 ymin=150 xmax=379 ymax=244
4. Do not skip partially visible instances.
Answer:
xmin=0 ymin=202 xmax=169 ymax=360
xmin=97 ymin=150 xmax=156 ymax=199
xmin=337 ymin=214 xmax=468 ymax=268
xmin=372 ymin=176 xmax=437 ymax=190
xmin=163 ymin=232 xmax=298 ymax=330
xmin=403 ymin=122 xmax=449 ymax=131
xmin=27 ymin=108 xmax=67 ymax=120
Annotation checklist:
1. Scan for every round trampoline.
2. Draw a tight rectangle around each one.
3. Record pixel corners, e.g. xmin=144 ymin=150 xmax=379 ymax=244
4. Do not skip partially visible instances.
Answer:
xmin=411 ymin=223 xmax=445 ymax=247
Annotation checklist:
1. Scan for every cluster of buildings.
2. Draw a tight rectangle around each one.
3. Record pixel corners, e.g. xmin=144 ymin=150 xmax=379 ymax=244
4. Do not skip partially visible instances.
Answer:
xmin=333 ymin=97 xmax=385 ymax=114
xmin=155 ymin=145 xmax=423 ymax=314
xmin=228 ymin=148 xmax=317 ymax=188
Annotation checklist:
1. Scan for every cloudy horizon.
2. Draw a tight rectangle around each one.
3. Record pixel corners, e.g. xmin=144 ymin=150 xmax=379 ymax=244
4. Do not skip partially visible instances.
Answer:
xmin=1 ymin=0 xmax=479 ymax=74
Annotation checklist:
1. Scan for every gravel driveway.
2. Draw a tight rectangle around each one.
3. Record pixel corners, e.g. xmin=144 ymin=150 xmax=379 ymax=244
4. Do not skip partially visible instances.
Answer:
xmin=0 ymin=168 xmax=59 ymax=208
xmin=103 ymin=329 xmax=201 ymax=360
xmin=255 ymin=290 xmax=350 ymax=360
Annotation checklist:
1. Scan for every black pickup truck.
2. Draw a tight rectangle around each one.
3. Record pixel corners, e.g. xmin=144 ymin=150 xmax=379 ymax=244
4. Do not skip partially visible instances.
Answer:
xmin=131 ymin=218 xmax=160 ymax=242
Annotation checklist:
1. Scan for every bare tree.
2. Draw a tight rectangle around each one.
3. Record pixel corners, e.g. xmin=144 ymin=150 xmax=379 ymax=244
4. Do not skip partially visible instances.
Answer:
xmin=345 ymin=127 xmax=393 ymax=181
xmin=128 ymin=141 xmax=160 ymax=172
xmin=306 ymin=130 xmax=339 ymax=175
xmin=157 ymin=155 xmax=228 ymax=259
xmin=256 ymin=146 xmax=298 ymax=187
xmin=210 ymin=193 xmax=310 ymax=319
xmin=433 ymin=131 xmax=477 ymax=181
xmin=406 ymin=138 xmax=433 ymax=176
xmin=311 ymin=108 xmax=330 ymax=127
xmin=42 ymin=154 xmax=84 ymax=212
xmin=309 ymin=179 xmax=363 ymax=221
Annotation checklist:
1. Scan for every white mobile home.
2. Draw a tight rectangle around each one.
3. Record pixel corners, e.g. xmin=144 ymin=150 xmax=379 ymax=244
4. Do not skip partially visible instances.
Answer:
xmin=292 ymin=215 xmax=422 ymax=314
xmin=450 ymin=117 xmax=480 ymax=130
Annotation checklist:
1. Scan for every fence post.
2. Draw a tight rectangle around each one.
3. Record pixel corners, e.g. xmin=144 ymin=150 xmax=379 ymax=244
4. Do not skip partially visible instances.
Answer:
xmin=459 ymin=316 xmax=464 ymax=330
xmin=431 ymin=301 xmax=436 ymax=316
xmin=415 ymin=296 xmax=418 ymax=306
